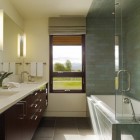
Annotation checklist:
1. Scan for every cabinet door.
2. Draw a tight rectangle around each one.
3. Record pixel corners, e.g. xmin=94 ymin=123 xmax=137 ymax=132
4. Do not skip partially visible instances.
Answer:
xmin=5 ymin=102 xmax=26 ymax=140
xmin=0 ymin=114 xmax=5 ymax=140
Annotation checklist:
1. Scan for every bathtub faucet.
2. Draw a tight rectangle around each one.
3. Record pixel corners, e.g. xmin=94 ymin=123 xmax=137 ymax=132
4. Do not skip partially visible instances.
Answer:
xmin=123 ymin=97 xmax=137 ymax=122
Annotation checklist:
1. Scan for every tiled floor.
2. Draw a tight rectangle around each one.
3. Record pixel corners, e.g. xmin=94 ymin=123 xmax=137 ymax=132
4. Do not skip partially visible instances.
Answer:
xmin=32 ymin=117 xmax=95 ymax=140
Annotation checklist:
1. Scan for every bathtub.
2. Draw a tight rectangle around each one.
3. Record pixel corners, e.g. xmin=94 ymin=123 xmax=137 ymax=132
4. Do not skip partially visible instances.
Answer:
xmin=87 ymin=95 xmax=140 ymax=140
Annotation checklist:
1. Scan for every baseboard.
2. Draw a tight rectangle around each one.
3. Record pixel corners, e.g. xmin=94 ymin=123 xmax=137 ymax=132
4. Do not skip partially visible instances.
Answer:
xmin=43 ymin=111 xmax=87 ymax=117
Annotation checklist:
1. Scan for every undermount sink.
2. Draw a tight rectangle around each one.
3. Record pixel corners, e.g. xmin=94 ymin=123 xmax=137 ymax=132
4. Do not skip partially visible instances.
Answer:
xmin=25 ymin=81 xmax=38 ymax=84
xmin=0 ymin=91 xmax=18 ymax=98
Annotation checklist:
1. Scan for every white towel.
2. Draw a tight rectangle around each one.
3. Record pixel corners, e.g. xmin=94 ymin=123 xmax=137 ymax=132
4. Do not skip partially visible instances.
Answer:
xmin=37 ymin=62 xmax=43 ymax=77
xmin=3 ymin=62 xmax=9 ymax=72
xmin=9 ymin=62 xmax=16 ymax=74
xmin=30 ymin=62 xmax=37 ymax=76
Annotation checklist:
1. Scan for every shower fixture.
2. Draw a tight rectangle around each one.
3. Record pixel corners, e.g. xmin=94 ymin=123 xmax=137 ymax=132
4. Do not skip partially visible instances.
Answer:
xmin=123 ymin=97 xmax=137 ymax=122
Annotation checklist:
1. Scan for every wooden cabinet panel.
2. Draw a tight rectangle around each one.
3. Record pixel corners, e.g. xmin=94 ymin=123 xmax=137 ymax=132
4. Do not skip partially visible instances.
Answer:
xmin=0 ymin=83 xmax=48 ymax=140
xmin=0 ymin=114 xmax=5 ymax=140
xmin=5 ymin=102 xmax=27 ymax=140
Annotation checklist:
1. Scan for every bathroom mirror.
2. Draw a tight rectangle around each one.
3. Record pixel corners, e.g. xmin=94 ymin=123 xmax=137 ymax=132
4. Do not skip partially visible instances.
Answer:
xmin=0 ymin=12 xmax=23 ymax=63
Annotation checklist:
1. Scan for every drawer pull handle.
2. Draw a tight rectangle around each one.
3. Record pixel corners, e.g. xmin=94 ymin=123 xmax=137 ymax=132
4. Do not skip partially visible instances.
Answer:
xmin=31 ymin=104 xmax=38 ymax=108
xmin=39 ymin=109 xmax=42 ymax=112
xmin=34 ymin=115 xmax=38 ymax=120
xmin=34 ymin=104 xmax=38 ymax=108
xmin=19 ymin=117 xmax=24 ymax=120
xmin=30 ymin=115 xmax=38 ymax=120
xmin=16 ymin=101 xmax=27 ymax=119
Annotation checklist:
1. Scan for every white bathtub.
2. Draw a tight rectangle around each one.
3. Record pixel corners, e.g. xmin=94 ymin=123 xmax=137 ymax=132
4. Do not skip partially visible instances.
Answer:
xmin=87 ymin=95 xmax=140 ymax=140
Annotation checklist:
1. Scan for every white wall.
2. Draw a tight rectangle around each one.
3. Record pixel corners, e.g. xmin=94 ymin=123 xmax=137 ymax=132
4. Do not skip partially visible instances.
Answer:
xmin=0 ymin=0 xmax=23 ymax=29
xmin=46 ymin=93 xmax=86 ymax=117
xmin=24 ymin=19 xmax=49 ymax=82
xmin=24 ymin=18 xmax=87 ymax=117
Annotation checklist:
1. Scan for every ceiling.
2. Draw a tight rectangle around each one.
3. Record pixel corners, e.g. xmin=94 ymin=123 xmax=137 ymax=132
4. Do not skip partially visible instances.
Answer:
xmin=8 ymin=0 xmax=93 ymax=19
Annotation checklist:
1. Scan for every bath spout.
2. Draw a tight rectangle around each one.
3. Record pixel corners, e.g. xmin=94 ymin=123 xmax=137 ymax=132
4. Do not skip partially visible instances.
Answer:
xmin=123 ymin=97 xmax=137 ymax=122
xmin=130 ymin=100 xmax=137 ymax=122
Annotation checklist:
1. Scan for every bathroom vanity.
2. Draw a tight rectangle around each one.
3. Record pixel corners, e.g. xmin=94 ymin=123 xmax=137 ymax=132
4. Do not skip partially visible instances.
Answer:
xmin=0 ymin=82 xmax=48 ymax=140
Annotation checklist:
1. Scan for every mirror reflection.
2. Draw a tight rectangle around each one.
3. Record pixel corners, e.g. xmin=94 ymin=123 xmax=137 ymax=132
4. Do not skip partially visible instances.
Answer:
xmin=0 ymin=12 xmax=23 ymax=63
xmin=0 ymin=10 xmax=3 ymax=51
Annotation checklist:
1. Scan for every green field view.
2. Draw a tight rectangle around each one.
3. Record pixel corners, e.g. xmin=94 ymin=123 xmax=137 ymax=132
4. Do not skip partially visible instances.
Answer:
xmin=53 ymin=78 xmax=82 ymax=90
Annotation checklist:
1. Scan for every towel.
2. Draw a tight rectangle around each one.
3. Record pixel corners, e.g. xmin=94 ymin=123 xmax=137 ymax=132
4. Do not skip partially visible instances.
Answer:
xmin=30 ymin=62 xmax=37 ymax=76
xmin=37 ymin=62 xmax=43 ymax=77
xmin=9 ymin=62 xmax=16 ymax=74
xmin=3 ymin=62 xmax=9 ymax=72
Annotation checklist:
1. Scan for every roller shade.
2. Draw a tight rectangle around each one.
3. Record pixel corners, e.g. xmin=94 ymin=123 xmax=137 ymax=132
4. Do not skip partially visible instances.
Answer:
xmin=52 ymin=35 xmax=82 ymax=45
xmin=48 ymin=17 xmax=86 ymax=35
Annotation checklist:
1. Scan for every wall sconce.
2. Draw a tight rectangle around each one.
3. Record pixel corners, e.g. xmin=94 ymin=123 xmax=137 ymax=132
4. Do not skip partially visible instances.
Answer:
xmin=18 ymin=34 xmax=26 ymax=57
xmin=0 ymin=10 xmax=3 ymax=51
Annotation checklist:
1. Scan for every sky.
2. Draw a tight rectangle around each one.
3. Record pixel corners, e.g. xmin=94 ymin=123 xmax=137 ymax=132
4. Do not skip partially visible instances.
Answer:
xmin=53 ymin=45 xmax=82 ymax=63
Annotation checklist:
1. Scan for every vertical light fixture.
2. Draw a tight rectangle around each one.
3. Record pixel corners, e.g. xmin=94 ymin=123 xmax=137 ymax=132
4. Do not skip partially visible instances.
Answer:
xmin=23 ymin=34 xmax=26 ymax=57
xmin=0 ymin=9 xmax=3 ymax=51
xmin=18 ymin=34 xmax=26 ymax=57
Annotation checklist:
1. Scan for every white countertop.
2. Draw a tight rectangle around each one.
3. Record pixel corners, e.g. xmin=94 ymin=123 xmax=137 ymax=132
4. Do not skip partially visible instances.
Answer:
xmin=0 ymin=81 xmax=47 ymax=114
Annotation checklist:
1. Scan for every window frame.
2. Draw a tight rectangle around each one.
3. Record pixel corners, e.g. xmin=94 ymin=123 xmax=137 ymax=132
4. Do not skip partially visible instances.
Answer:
xmin=49 ymin=35 xmax=86 ymax=93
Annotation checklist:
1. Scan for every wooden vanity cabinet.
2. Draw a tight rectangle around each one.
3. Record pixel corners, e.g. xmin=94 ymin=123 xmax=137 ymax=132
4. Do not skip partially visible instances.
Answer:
xmin=27 ymin=91 xmax=47 ymax=139
xmin=1 ymin=84 xmax=48 ymax=140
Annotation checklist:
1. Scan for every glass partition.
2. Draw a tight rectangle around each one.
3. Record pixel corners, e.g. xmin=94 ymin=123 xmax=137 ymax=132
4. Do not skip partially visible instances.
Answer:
xmin=115 ymin=0 xmax=140 ymax=121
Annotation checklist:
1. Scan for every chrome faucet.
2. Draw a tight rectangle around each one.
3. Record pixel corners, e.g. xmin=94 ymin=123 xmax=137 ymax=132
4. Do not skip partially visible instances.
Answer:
xmin=28 ymin=75 xmax=34 ymax=82
xmin=123 ymin=97 xmax=137 ymax=122
xmin=20 ymin=71 xmax=29 ymax=83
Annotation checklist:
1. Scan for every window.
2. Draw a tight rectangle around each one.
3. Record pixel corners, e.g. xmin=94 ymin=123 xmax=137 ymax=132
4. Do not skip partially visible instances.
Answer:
xmin=49 ymin=35 xmax=85 ymax=93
